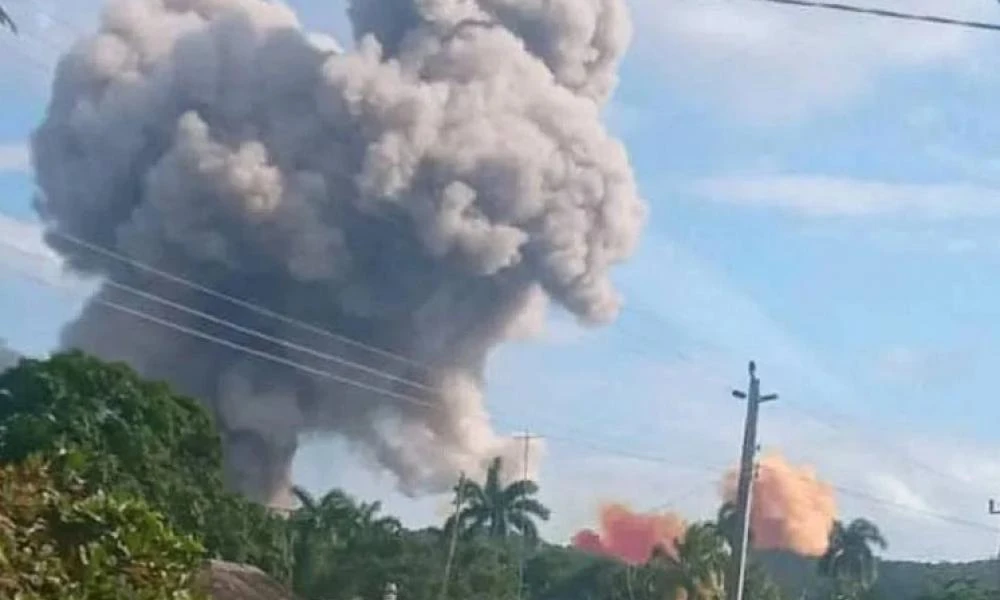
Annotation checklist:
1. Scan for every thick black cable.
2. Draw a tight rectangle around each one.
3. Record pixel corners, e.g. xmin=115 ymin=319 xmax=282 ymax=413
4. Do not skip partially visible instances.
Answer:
xmin=747 ymin=0 xmax=1000 ymax=33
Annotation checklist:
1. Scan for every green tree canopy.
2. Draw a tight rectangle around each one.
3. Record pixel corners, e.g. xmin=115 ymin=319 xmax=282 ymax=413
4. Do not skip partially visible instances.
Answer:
xmin=0 ymin=351 xmax=290 ymax=579
xmin=916 ymin=577 xmax=999 ymax=600
xmin=0 ymin=455 xmax=205 ymax=599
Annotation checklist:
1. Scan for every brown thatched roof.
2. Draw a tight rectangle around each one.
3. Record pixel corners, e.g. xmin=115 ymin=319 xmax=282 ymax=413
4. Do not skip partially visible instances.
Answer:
xmin=201 ymin=560 xmax=297 ymax=600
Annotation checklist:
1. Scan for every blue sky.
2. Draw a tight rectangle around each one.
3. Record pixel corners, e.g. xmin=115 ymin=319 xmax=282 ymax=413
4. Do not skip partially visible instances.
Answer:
xmin=3 ymin=0 xmax=1000 ymax=560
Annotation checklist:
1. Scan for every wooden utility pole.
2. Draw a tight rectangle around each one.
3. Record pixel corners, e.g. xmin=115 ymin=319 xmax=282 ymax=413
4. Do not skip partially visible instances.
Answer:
xmin=990 ymin=499 xmax=1000 ymax=593
xmin=513 ymin=432 xmax=542 ymax=600
xmin=726 ymin=361 xmax=778 ymax=600
xmin=439 ymin=472 xmax=466 ymax=600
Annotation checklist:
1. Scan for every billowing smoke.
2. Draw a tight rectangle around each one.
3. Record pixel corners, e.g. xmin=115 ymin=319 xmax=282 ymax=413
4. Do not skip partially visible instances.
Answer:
xmin=574 ymin=454 xmax=837 ymax=563
xmin=722 ymin=453 xmax=837 ymax=556
xmin=572 ymin=503 xmax=687 ymax=565
xmin=31 ymin=0 xmax=643 ymax=506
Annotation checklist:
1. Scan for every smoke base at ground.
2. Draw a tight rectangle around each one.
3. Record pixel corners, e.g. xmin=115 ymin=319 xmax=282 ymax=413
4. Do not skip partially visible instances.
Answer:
xmin=572 ymin=503 xmax=687 ymax=565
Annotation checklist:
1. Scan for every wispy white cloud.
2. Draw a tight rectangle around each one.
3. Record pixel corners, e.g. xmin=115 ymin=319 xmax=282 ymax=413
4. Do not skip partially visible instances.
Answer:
xmin=631 ymin=0 xmax=995 ymax=120
xmin=875 ymin=342 xmax=981 ymax=388
xmin=693 ymin=174 xmax=1000 ymax=220
xmin=865 ymin=473 xmax=934 ymax=515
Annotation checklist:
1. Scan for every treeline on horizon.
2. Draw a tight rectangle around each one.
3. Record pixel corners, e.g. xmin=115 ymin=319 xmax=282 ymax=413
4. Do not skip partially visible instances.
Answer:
xmin=0 ymin=351 xmax=994 ymax=600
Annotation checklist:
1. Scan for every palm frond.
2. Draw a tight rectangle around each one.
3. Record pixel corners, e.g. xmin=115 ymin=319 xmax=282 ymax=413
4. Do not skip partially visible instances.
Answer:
xmin=501 ymin=479 xmax=539 ymax=503
xmin=463 ymin=511 xmax=490 ymax=539
xmin=456 ymin=505 xmax=489 ymax=536
xmin=508 ymin=511 xmax=540 ymax=544
xmin=510 ymin=497 xmax=551 ymax=520
xmin=458 ymin=478 xmax=487 ymax=506
xmin=848 ymin=518 xmax=888 ymax=549
xmin=291 ymin=485 xmax=317 ymax=512
xmin=319 ymin=488 xmax=353 ymax=509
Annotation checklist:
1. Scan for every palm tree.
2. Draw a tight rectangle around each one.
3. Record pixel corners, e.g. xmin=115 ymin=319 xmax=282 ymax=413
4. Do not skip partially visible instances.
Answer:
xmin=446 ymin=456 xmax=551 ymax=543
xmin=818 ymin=518 xmax=888 ymax=597
xmin=351 ymin=499 xmax=403 ymax=542
xmin=288 ymin=486 xmax=355 ymax=592
xmin=644 ymin=523 xmax=728 ymax=600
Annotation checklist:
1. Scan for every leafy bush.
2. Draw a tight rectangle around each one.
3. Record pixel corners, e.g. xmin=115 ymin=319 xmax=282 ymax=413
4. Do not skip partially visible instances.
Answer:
xmin=0 ymin=351 xmax=291 ymax=579
xmin=0 ymin=455 xmax=205 ymax=599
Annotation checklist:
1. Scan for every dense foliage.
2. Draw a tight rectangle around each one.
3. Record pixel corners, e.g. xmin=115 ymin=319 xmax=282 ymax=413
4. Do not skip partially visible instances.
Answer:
xmin=916 ymin=578 xmax=1000 ymax=600
xmin=0 ymin=352 xmax=291 ymax=578
xmin=0 ymin=455 xmax=204 ymax=599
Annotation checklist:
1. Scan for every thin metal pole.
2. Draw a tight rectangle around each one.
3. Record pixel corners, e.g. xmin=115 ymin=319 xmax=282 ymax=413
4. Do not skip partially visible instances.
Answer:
xmin=439 ymin=472 xmax=466 ymax=600
xmin=990 ymin=500 xmax=1000 ymax=595
xmin=518 ymin=432 xmax=531 ymax=600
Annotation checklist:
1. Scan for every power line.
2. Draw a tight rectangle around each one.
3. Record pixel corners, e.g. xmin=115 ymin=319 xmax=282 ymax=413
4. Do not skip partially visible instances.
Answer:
xmin=0 ymin=259 xmax=732 ymax=476
xmin=20 ymin=224 xmax=433 ymax=372
xmin=0 ymin=221 xmax=738 ymax=462
xmin=5 ymin=254 xmax=996 ymax=537
xmin=833 ymin=485 xmax=1000 ymax=533
xmin=0 ymin=244 xmax=734 ymax=477
xmin=612 ymin=304 xmax=987 ymax=502
xmin=0 ymin=31 xmax=54 ymax=73
xmin=6 ymin=233 xmax=993 ymax=539
xmin=10 ymin=249 xmax=988 ymax=536
xmin=541 ymin=430 xmax=727 ymax=474
xmin=1 ymin=221 xmax=732 ymax=454
xmin=644 ymin=476 xmax=723 ymax=513
xmin=777 ymin=399 xmax=984 ymax=492
xmin=742 ymin=0 xmax=1000 ymax=33
xmin=0 ymin=241 xmax=437 ymax=393
xmin=746 ymin=446 xmax=1000 ymax=534
xmin=1 ymin=257 xmax=440 ymax=410
xmin=89 ymin=286 xmax=440 ymax=410
xmin=10 ymin=0 xmax=86 ymax=37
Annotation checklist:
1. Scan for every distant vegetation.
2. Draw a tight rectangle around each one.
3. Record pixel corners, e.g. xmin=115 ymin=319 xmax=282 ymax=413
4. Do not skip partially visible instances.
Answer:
xmin=0 ymin=352 xmax=995 ymax=599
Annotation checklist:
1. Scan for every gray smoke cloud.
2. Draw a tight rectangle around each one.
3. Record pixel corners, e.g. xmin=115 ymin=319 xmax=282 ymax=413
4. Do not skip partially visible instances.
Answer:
xmin=31 ymin=0 xmax=644 ymax=506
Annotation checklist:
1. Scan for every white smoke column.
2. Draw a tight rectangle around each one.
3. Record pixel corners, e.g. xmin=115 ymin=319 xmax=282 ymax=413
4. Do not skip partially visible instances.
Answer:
xmin=31 ymin=0 xmax=644 ymax=506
